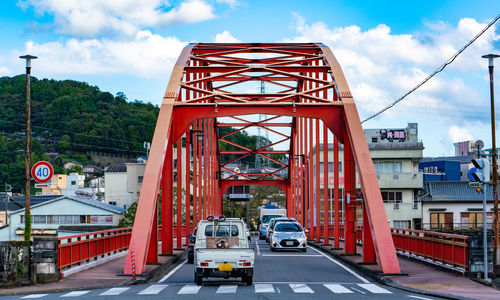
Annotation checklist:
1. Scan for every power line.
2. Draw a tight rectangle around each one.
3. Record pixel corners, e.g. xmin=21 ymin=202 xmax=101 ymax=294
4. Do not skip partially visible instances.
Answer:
xmin=361 ymin=14 xmax=500 ymax=124
xmin=0 ymin=118 xmax=144 ymax=145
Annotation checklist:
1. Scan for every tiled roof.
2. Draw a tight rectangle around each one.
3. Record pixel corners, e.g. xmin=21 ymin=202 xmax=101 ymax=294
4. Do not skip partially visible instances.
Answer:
xmin=104 ymin=163 xmax=127 ymax=173
xmin=9 ymin=196 xmax=125 ymax=214
xmin=421 ymin=181 xmax=493 ymax=202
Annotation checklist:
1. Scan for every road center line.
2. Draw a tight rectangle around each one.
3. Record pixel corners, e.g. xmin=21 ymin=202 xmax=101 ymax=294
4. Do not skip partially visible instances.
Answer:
xmin=255 ymin=239 xmax=261 ymax=255
xmin=308 ymin=246 xmax=370 ymax=284
xmin=408 ymin=296 xmax=433 ymax=300
xmin=158 ymin=259 xmax=187 ymax=283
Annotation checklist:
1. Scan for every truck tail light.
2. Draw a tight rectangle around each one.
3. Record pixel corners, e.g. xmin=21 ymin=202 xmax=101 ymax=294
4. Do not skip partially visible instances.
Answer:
xmin=243 ymin=262 xmax=251 ymax=267
xmin=200 ymin=262 xmax=209 ymax=267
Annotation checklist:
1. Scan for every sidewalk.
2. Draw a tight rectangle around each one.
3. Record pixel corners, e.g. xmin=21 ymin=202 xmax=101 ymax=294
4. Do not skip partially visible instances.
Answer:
xmin=310 ymin=238 xmax=500 ymax=300
xmin=0 ymin=249 xmax=184 ymax=296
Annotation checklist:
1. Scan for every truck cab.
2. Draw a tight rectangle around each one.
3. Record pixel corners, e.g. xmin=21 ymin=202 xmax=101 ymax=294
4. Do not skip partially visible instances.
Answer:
xmin=194 ymin=216 xmax=255 ymax=285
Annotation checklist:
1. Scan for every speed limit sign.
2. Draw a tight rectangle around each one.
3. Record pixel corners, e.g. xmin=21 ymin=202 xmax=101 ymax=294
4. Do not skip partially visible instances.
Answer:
xmin=31 ymin=161 xmax=54 ymax=183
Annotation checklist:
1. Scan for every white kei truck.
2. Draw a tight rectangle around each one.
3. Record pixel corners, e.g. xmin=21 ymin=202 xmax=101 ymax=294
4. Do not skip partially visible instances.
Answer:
xmin=194 ymin=216 xmax=255 ymax=285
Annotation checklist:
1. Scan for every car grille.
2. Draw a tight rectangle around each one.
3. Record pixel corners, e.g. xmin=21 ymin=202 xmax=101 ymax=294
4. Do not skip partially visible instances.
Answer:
xmin=280 ymin=239 xmax=300 ymax=247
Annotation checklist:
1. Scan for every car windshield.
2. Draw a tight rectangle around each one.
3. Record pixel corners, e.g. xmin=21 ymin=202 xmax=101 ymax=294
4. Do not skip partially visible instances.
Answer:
xmin=262 ymin=215 xmax=283 ymax=223
xmin=275 ymin=223 xmax=302 ymax=232
xmin=272 ymin=220 xmax=294 ymax=229
xmin=205 ymin=224 xmax=239 ymax=237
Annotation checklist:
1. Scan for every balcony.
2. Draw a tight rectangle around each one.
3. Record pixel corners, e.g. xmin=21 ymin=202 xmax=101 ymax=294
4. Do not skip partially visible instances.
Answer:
xmin=377 ymin=172 xmax=423 ymax=189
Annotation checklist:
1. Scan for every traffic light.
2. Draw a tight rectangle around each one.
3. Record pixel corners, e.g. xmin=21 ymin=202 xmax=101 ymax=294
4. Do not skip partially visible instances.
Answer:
xmin=468 ymin=158 xmax=491 ymax=183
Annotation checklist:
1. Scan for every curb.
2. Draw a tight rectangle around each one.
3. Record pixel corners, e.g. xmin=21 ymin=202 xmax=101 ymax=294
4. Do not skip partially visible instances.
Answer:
xmin=0 ymin=251 xmax=186 ymax=297
xmin=308 ymin=241 xmax=470 ymax=300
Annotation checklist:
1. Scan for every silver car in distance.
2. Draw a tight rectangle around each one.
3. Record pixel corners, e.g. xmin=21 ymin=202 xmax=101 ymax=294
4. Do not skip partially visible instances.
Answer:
xmin=270 ymin=222 xmax=308 ymax=252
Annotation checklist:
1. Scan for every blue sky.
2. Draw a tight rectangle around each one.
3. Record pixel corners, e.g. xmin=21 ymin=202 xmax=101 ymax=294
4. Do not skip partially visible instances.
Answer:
xmin=1 ymin=0 xmax=499 ymax=156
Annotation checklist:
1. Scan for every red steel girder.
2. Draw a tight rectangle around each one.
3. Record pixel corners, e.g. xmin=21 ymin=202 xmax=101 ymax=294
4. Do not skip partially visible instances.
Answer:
xmin=125 ymin=43 xmax=401 ymax=277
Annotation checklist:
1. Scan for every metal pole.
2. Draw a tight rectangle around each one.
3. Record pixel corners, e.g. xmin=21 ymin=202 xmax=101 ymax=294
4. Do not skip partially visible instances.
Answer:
xmin=483 ymin=53 xmax=499 ymax=271
xmin=19 ymin=54 xmax=37 ymax=242
xmin=484 ymin=182 xmax=489 ymax=281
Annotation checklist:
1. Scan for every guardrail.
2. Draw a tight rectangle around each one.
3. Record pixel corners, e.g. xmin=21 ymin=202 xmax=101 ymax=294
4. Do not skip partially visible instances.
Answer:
xmin=57 ymin=227 xmax=132 ymax=271
xmin=310 ymin=224 xmax=469 ymax=271
xmin=391 ymin=227 xmax=469 ymax=271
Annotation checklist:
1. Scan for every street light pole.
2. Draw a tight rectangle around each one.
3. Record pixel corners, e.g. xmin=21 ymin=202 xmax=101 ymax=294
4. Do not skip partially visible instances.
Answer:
xmin=483 ymin=53 xmax=500 ymax=272
xmin=19 ymin=54 xmax=37 ymax=242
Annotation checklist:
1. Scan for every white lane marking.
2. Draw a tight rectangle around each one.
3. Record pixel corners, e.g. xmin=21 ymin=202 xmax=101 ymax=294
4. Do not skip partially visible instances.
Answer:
xmin=60 ymin=291 xmax=90 ymax=297
xmin=358 ymin=283 xmax=392 ymax=294
xmin=308 ymin=246 xmax=369 ymax=283
xmin=21 ymin=295 xmax=48 ymax=299
xmin=324 ymin=284 xmax=353 ymax=293
xmin=158 ymin=260 xmax=187 ymax=283
xmin=289 ymin=283 xmax=314 ymax=293
xmin=255 ymin=239 xmax=261 ymax=255
xmin=261 ymin=254 xmax=322 ymax=257
xmin=351 ymin=287 xmax=366 ymax=294
xmin=255 ymin=283 xmax=275 ymax=293
xmin=177 ymin=285 xmax=202 ymax=294
xmin=408 ymin=296 xmax=433 ymax=300
xmin=138 ymin=284 xmax=168 ymax=295
xmin=99 ymin=287 xmax=129 ymax=296
xmin=216 ymin=285 xmax=238 ymax=293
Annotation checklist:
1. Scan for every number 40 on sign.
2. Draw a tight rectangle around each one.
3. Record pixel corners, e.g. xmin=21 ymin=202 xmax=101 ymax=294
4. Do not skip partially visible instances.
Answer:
xmin=31 ymin=161 xmax=54 ymax=183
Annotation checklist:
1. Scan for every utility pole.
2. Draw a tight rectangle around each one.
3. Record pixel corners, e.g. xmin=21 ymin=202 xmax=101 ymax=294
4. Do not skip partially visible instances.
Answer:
xmin=483 ymin=53 xmax=500 ymax=273
xmin=20 ymin=54 xmax=37 ymax=242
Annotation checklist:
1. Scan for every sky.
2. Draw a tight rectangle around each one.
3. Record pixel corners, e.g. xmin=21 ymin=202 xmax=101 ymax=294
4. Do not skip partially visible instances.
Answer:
xmin=1 ymin=0 xmax=500 ymax=157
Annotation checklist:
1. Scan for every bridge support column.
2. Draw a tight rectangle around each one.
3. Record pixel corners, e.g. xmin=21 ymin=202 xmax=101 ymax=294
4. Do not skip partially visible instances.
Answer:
xmin=344 ymin=131 xmax=356 ymax=255
xmin=176 ymin=138 xmax=183 ymax=249
xmin=323 ymin=125 xmax=330 ymax=246
xmin=363 ymin=204 xmax=376 ymax=263
xmin=162 ymin=135 xmax=173 ymax=255
xmin=333 ymin=136 xmax=340 ymax=249
xmin=146 ymin=205 xmax=158 ymax=263
xmin=185 ymin=129 xmax=191 ymax=237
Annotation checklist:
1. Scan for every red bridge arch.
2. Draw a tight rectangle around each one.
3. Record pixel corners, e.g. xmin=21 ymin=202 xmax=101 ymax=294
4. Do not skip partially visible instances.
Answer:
xmin=124 ymin=43 xmax=401 ymax=275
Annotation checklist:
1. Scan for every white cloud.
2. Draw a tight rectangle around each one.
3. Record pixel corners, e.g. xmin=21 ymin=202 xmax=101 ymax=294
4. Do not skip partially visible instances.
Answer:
xmin=11 ymin=30 xmax=187 ymax=77
xmin=214 ymin=30 xmax=241 ymax=43
xmin=18 ymin=0 xmax=216 ymax=37
xmin=216 ymin=0 xmax=239 ymax=8
xmin=447 ymin=125 xmax=474 ymax=143
xmin=283 ymin=14 xmax=499 ymax=155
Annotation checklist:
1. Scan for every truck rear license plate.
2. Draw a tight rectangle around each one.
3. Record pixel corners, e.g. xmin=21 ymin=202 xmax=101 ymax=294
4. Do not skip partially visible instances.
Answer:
xmin=219 ymin=264 xmax=233 ymax=271
xmin=286 ymin=241 xmax=293 ymax=246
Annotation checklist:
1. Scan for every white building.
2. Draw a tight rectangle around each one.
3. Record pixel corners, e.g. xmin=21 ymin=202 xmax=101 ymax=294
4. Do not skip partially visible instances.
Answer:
xmin=0 ymin=196 xmax=125 ymax=241
xmin=314 ymin=123 xmax=424 ymax=229
xmin=104 ymin=162 xmax=146 ymax=209
xmin=421 ymin=181 xmax=495 ymax=230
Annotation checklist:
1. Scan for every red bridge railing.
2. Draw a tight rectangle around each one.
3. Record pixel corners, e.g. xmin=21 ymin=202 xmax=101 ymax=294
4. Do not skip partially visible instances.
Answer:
xmin=57 ymin=227 xmax=132 ymax=271
xmin=311 ymin=224 xmax=469 ymax=271
xmin=391 ymin=228 xmax=469 ymax=271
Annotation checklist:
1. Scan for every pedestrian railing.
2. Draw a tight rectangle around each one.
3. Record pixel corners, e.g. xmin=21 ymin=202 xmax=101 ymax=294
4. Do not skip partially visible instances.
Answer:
xmin=57 ymin=227 xmax=132 ymax=271
xmin=391 ymin=227 xmax=469 ymax=271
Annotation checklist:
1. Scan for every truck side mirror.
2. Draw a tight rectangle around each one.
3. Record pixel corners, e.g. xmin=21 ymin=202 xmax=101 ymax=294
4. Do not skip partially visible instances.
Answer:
xmin=188 ymin=234 xmax=196 ymax=243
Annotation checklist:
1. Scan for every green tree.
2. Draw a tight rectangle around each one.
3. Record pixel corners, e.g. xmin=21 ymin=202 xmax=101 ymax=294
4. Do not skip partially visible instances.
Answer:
xmin=118 ymin=202 xmax=137 ymax=228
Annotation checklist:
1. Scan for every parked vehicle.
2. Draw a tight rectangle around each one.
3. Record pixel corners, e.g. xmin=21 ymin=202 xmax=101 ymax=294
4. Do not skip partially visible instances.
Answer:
xmin=258 ymin=208 xmax=286 ymax=240
xmin=266 ymin=217 xmax=296 ymax=243
xmin=187 ymin=227 xmax=197 ymax=264
xmin=194 ymin=216 xmax=255 ymax=285
xmin=270 ymin=221 xmax=308 ymax=252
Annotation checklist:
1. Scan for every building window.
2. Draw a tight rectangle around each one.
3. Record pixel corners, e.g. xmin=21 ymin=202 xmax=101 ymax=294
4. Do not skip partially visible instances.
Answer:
xmin=430 ymin=212 xmax=453 ymax=230
xmin=109 ymin=201 xmax=117 ymax=206
xmin=319 ymin=162 xmax=342 ymax=173
xmin=71 ymin=181 xmax=76 ymax=185
xmin=138 ymin=176 xmax=143 ymax=184
xmin=381 ymin=191 xmax=402 ymax=203
xmin=173 ymin=159 xmax=177 ymax=168
xmin=393 ymin=220 xmax=410 ymax=229
xmin=460 ymin=212 xmax=493 ymax=229
xmin=173 ymin=172 xmax=177 ymax=182
xmin=374 ymin=161 xmax=402 ymax=173
xmin=33 ymin=215 xmax=46 ymax=224
xmin=372 ymin=137 xmax=378 ymax=143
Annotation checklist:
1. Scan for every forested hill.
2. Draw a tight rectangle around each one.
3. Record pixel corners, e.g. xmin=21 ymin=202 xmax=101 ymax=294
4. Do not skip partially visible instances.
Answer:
xmin=0 ymin=75 xmax=159 ymax=192
xmin=0 ymin=75 xmax=159 ymax=154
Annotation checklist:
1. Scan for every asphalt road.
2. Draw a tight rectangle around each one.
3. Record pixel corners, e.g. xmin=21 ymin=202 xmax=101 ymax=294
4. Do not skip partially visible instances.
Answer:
xmin=5 ymin=239 xmax=439 ymax=300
